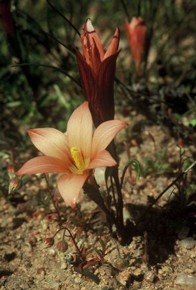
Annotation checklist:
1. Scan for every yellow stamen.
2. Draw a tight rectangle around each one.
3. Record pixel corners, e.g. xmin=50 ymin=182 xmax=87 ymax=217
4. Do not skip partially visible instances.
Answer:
xmin=70 ymin=147 xmax=85 ymax=172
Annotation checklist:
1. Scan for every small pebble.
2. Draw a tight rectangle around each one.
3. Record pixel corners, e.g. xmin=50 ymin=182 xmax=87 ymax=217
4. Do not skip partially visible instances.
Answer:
xmin=60 ymin=262 xmax=67 ymax=270
xmin=175 ymin=274 xmax=196 ymax=287
xmin=116 ymin=269 xmax=131 ymax=286
xmin=113 ymin=257 xmax=128 ymax=270
xmin=99 ymin=265 xmax=113 ymax=277
xmin=41 ymin=221 xmax=48 ymax=231
xmin=132 ymin=268 xmax=142 ymax=276
xmin=49 ymin=281 xmax=61 ymax=288
xmin=74 ymin=277 xmax=82 ymax=284
xmin=16 ymin=234 xmax=22 ymax=240
xmin=179 ymin=237 xmax=196 ymax=250
xmin=161 ymin=265 xmax=172 ymax=275
xmin=185 ymin=268 xmax=195 ymax=275
xmin=190 ymin=252 xmax=196 ymax=258
xmin=133 ymin=248 xmax=143 ymax=257
xmin=144 ymin=270 xmax=157 ymax=283
xmin=94 ymin=167 xmax=105 ymax=184
xmin=48 ymin=248 xmax=56 ymax=256
xmin=37 ymin=267 xmax=46 ymax=275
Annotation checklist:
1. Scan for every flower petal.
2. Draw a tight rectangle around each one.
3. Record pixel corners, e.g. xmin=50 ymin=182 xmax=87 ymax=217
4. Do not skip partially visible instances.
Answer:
xmin=84 ymin=19 xmax=104 ymax=60
xmin=28 ymin=128 xmax=70 ymax=161
xmin=125 ymin=18 xmax=147 ymax=74
xmin=88 ymin=150 xmax=116 ymax=169
xmin=104 ymin=28 xmax=120 ymax=60
xmin=92 ymin=120 xmax=128 ymax=156
xmin=96 ymin=52 xmax=119 ymax=123
xmin=75 ymin=50 xmax=96 ymax=99
xmin=16 ymin=156 xmax=68 ymax=175
xmin=67 ymin=102 xmax=93 ymax=160
xmin=80 ymin=19 xmax=104 ymax=74
xmin=57 ymin=173 xmax=88 ymax=207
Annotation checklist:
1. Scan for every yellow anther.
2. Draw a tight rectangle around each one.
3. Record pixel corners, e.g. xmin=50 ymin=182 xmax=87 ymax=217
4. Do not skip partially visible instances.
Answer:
xmin=70 ymin=147 xmax=85 ymax=172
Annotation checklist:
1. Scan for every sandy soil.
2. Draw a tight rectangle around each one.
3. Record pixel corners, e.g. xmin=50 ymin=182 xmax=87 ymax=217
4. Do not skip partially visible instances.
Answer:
xmin=0 ymin=112 xmax=195 ymax=290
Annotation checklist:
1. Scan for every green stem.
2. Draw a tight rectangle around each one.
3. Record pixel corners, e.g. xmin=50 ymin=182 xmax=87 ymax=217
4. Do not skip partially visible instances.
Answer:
xmin=107 ymin=142 xmax=126 ymax=241
xmin=112 ymin=166 xmax=125 ymax=238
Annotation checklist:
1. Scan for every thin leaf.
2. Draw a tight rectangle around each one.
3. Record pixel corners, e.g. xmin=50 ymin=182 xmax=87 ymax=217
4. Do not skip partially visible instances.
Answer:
xmin=120 ymin=159 xmax=143 ymax=188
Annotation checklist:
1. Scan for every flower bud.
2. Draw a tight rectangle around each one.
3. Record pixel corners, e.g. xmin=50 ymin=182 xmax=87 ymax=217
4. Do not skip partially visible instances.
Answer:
xmin=44 ymin=237 xmax=54 ymax=247
xmin=125 ymin=17 xmax=147 ymax=77
xmin=56 ymin=240 xmax=68 ymax=252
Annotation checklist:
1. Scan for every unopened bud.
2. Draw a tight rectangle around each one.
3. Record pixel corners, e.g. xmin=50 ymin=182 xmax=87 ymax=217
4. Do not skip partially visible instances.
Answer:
xmin=44 ymin=237 xmax=54 ymax=247
xmin=56 ymin=240 xmax=68 ymax=252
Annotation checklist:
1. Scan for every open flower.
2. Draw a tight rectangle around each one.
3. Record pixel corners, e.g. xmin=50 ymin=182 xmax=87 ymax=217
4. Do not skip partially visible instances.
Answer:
xmin=125 ymin=17 xmax=147 ymax=76
xmin=76 ymin=19 xmax=120 ymax=126
xmin=16 ymin=102 xmax=127 ymax=207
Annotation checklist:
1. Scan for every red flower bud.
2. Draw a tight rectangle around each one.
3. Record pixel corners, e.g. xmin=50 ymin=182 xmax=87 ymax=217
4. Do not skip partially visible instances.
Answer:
xmin=56 ymin=240 xmax=68 ymax=252
xmin=125 ymin=17 xmax=147 ymax=77
xmin=44 ymin=237 xmax=54 ymax=247
xmin=76 ymin=19 xmax=120 ymax=126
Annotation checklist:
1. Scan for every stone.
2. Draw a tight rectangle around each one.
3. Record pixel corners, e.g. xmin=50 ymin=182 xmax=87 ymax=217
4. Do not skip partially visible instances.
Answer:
xmin=179 ymin=237 xmax=196 ymax=250
xmin=175 ymin=274 xmax=196 ymax=287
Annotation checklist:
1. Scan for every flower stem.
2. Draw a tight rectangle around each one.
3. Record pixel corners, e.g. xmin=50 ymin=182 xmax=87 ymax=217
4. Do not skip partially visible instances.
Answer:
xmin=44 ymin=174 xmax=62 ymax=226
xmin=83 ymin=182 xmax=116 ymax=234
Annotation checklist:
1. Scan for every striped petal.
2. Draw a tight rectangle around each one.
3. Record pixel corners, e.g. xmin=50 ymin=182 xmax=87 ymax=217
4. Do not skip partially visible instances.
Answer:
xmin=88 ymin=150 xmax=116 ymax=169
xmin=67 ymin=102 xmax=93 ymax=160
xmin=75 ymin=50 xmax=96 ymax=100
xmin=84 ymin=19 xmax=104 ymax=60
xmin=16 ymin=156 xmax=68 ymax=175
xmin=28 ymin=128 xmax=70 ymax=161
xmin=91 ymin=120 xmax=128 ymax=157
xmin=104 ymin=28 xmax=120 ymax=60
xmin=57 ymin=173 xmax=88 ymax=207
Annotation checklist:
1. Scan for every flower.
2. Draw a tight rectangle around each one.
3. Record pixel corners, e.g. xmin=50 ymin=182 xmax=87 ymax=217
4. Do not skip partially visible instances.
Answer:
xmin=125 ymin=17 xmax=147 ymax=76
xmin=76 ymin=19 xmax=120 ymax=126
xmin=16 ymin=102 xmax=127 ymax=207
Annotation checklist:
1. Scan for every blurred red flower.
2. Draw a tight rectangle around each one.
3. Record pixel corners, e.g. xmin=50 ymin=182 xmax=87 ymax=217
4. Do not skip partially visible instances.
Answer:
xmin=125 ymin=17 xmax=147 ymax=77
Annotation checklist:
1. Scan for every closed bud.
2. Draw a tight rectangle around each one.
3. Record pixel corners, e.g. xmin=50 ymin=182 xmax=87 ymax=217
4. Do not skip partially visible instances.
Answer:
xmin=125 ymin=17 xmax=147 ymax=77
xmin=44 ymin=237 xmax=54 ymax=247
xmin=56 ymin=240 xmax=68 ymax=252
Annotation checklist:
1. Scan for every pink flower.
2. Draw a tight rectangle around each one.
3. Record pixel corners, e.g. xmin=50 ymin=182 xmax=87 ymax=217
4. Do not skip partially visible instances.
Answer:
xmin=125 ymin=17 xmax=147 ymax=76
xmin=76 ymin=19 xmax=120 ymax=126
xmin=16 ymin=102 xmax=127 ymax=207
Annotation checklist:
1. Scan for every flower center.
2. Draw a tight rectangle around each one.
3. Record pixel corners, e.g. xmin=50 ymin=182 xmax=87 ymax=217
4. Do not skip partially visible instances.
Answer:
xmin=70 ymin=147 xmax=85 ymax=173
